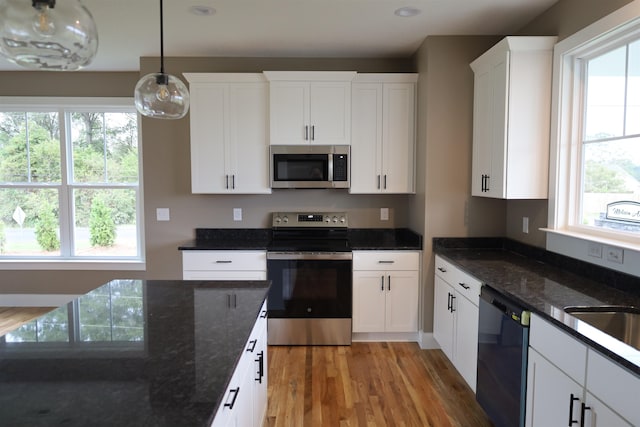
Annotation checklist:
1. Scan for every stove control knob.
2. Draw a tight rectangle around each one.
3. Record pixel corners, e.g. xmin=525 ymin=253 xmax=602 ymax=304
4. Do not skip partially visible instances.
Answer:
xmin=339 ymin=216 xmax=346 ymax=223
xmin=274 ymin=216 xmax=281 ymax=224
xmin=324 ymin=215 xmax=331 ymax=223
xmin=332 ymin=216 xmax=338 ymax=223
xmin=282 ymin=216 xmax=289 ymax=223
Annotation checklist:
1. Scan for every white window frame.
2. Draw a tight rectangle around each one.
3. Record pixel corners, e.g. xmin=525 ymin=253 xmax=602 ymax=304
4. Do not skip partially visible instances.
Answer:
xmin=546 ymin=1 xmax=640 ymax=277
xmin=0 ymin=97 xmax=145 ymax=271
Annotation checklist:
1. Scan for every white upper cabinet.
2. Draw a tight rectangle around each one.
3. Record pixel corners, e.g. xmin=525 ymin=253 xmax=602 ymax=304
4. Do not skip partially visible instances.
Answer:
xmin=470 ymin=36 xmax=557 ymax=199
xmin=184 ymin=73 xmax=271 ymax=194
xmin=263 ymin=71 xmax=356 ymax=145
xmin=350 ymin=74 xmax=417 ymax=194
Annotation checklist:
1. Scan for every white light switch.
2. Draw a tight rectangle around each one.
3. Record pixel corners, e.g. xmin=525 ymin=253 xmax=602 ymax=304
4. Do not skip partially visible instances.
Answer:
xmin=156 ymin=208 xmax=170 ymax=221
xmin=380 ymin=208 xmax=389 ymax=221
xmin=233 ymin=208 xmax=242 ymax=221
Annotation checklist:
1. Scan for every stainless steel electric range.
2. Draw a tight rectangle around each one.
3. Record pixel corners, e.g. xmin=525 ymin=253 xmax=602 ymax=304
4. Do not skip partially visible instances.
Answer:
xmin=267 ymin=211 xmax=352 ymax=345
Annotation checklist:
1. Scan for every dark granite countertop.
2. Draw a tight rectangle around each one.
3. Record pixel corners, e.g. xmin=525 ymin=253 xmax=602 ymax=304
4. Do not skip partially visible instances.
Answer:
xmin=0 ymin=279 xmax=270 ymax=427
xmin=433 ymin=238 xmax=640 ymax=375
xmin=178 ymin=228 xmax=422 ymax=251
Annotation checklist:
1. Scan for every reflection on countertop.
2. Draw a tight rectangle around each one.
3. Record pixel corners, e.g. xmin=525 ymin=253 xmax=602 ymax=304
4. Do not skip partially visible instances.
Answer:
xmin=0 ymin=279 xmax=270 ymax=427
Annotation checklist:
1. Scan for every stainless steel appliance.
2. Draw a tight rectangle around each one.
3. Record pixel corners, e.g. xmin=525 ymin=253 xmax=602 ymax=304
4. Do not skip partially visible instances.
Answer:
xmin=270 ymin=145 xmax=350 ymax=189
xmin=267 ymin=211 xmax=352 ymax=345
xmin=476 ymin=286 xmax=531 ymax=427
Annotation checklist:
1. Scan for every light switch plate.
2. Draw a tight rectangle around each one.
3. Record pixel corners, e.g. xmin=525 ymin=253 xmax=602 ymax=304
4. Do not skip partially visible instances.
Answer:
xmin=380 ymin=208 xmax=389 ymax=221
xmin=233 ymin=208 xmax=242 ymax=221
xmin=156 ymin=208 xmax=170 ymax=221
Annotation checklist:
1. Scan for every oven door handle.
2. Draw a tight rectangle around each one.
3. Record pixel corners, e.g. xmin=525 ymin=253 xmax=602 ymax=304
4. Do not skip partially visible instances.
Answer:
xmin=267 ymin=252 xmax=353 ymax=261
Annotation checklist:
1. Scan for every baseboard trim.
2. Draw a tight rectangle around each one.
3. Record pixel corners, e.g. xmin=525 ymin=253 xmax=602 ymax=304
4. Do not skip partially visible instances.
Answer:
xmin=418 ymin=332 xmax=440 ymax=350
xmin=352 ymin=332 xmax=419 ymax=342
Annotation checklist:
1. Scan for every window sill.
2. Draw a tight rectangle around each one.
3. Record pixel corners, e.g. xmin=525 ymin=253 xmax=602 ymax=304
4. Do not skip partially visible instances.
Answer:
xmin=0 ymin=260 xmax=146 ymax=271
xmin=541 ymin=228 xmax=640 ymax=277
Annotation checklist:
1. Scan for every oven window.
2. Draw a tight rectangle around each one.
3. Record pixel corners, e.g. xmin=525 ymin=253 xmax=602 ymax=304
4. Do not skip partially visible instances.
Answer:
xmin=273 ymin=155 xmax=328 ymax=181
xmin=267 ymin=259 xmax=352 ymax=318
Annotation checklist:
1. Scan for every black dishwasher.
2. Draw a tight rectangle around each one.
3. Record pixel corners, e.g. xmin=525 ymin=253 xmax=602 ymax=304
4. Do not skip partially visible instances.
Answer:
xmin=476 ymin=286 xmax=530 ymax=427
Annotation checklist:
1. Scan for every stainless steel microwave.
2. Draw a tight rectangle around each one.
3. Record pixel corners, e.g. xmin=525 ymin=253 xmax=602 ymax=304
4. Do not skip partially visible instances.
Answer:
xmin=270 ymin=145 xmax=350 ymax=189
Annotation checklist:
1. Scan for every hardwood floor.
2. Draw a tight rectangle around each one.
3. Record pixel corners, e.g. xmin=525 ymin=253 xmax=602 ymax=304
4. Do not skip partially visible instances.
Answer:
xmin=0 ymin=307 xmax=53 ymax=337
xmin=267 ymin=342 xmax=492 ymax=427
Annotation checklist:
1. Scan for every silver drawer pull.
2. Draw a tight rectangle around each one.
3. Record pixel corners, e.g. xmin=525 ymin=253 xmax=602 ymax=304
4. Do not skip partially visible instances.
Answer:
xmin=215 ymin=260 xmax=233 ymax=264
xmin=378 ymin=260 xmax=395 ymax=264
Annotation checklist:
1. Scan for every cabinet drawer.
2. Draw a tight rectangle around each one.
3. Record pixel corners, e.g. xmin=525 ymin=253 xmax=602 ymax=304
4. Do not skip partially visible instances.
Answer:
xmin=353 ymin=251 xmax=419 ymax=271
xmin=435 ymin=255 xmax=481 ymax=305
xmin=530 ymin=314 xmax=587 ymax=384
xmin=587 ymin=349 xmax=640 ymax=426
xmin=182 ymin=251 xmax=267 ymax=271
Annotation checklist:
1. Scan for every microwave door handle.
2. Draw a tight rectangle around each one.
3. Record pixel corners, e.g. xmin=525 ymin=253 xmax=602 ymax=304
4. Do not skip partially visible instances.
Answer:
xmin=328 ymin=154 xmax=334 ymax=183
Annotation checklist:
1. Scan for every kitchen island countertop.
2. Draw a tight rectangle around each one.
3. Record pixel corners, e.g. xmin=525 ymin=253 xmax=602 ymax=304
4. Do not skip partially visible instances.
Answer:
xmin=0 ymin=279 xmax=270 ymax=427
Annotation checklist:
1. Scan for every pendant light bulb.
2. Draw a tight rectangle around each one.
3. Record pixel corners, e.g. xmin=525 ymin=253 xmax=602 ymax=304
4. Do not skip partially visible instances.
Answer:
xmin=32 ymin=4 xmax=56 ymax=36
xmin=0 ymin=0 xmax=98 ymax=71
xmin=134 ymin=0 xmax=190 ymax=120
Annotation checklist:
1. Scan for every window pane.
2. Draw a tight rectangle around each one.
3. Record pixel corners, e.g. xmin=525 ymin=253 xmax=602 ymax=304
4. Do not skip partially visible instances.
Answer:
xmin=0 ymin=112 xmax=60 ymax=183
xmin=581 ymin=137 xmax=640 ymax=233
xmin=78 ymin=280 xmax=144 ymax=342
xmin=0 ymin=188 xmax=60 ymax=256
xmin=4 ymin=305 xmax=69 ymax=343
xmin=627 ymin=40 xmax=640 ymax=135
xmin=71 ymin=112 xmax=139 ymax=184
xmin=585 ymin=46 xmax=627 ymax=140
xmin=73 ymin=188 xmax=138 ymax=257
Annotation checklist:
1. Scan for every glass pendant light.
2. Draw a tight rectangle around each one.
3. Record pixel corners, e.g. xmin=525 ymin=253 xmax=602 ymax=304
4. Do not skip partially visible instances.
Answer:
xmin=0 ymin=0 xmax=98 ymax=71
xmin=134 ymin=0 xmax=190 ymax=120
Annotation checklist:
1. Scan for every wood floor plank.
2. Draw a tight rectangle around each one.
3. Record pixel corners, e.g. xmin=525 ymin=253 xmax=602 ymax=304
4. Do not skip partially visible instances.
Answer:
xmin=267 ymin=342 xmax=492 ymax=427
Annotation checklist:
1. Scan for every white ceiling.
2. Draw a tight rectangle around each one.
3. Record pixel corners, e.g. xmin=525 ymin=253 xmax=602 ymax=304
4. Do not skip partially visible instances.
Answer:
xmin=0 ymin=0 xmax=560 ymax=72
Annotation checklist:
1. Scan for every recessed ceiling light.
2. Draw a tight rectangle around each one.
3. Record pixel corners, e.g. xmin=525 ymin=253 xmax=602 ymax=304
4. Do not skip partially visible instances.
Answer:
xmin=394 ymin=7 xmax=421 ymax=17
xmin=190 ymin=5 xmax=216 ymax=16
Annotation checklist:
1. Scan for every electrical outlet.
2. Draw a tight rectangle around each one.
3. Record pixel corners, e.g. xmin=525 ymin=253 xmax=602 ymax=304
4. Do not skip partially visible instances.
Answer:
xmin=233 ymin=208 xmax=242 ymax=221
xmin=587 ymin=242 xmax=603 ymax=258
xmin=380 ymin=208 xmax=389 ymax=221
xmin=522 ymin=217 xmax=529 ymax=234
xmin=605 ymin=246 xmax=624 ymax=264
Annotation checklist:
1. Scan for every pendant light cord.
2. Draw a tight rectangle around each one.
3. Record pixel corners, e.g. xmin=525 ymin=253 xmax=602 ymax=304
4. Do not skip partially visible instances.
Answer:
xmin=159 ymin=0 xmax=165 ymax=75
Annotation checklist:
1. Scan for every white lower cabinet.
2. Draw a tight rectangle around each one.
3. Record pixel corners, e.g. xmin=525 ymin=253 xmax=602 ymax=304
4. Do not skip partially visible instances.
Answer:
xmin=352 ymin=251 xmax=420 ymax=335
xmin=212 ymin=300 xmax=268 ymax=427
xmin=526 ymin=314 xmax=637 ymax=427
xmin=432 ymin=255 xmax=481 ymax=392
xmin=182 ymin=251 xmax=267 ymax=280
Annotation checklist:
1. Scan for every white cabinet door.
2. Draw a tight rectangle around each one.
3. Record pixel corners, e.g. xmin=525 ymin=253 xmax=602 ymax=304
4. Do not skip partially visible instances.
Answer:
xmin=252 ymin=319 xmax=268 ymax=426
xmin=268 ymin=81 xmax=309 ymax=145
xmin=526 ymin=349 xmax=584 ymax=427
xmin=309 ymin=81 xmax=351 ymax=145
xmin=185 ymin=74 xmax=270 ymax=194
xmin=381 ymin=83 xmax=416 ymax=193
xmin=433 ymin=275 xmax=455 ymax=361
xmin=385 ymin=270 xmax=419 ymax=332
xmin=350 ymin=83 xmax=382 ymax=193
xmin=352 ymin=271 xmax=387 ymax=333
xmin=228 ymin=83 xmax=270 ymax=193
xmin=470 ymin=36 xmax=556 ymax=199
xmin=584 ymin=393 xmax=632 ymax=427
xmin=453 ymin=294 xmax=479 ymax=392
xmin=189 ymin=83 xmax=228 ymax=193
xmin=350 ymin=76 xmax=417 ymax=194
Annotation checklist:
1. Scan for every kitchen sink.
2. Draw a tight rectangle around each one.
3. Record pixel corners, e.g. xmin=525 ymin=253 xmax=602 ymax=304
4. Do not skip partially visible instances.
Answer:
xmin=564 ymin=306 xmax=640 ymax=351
